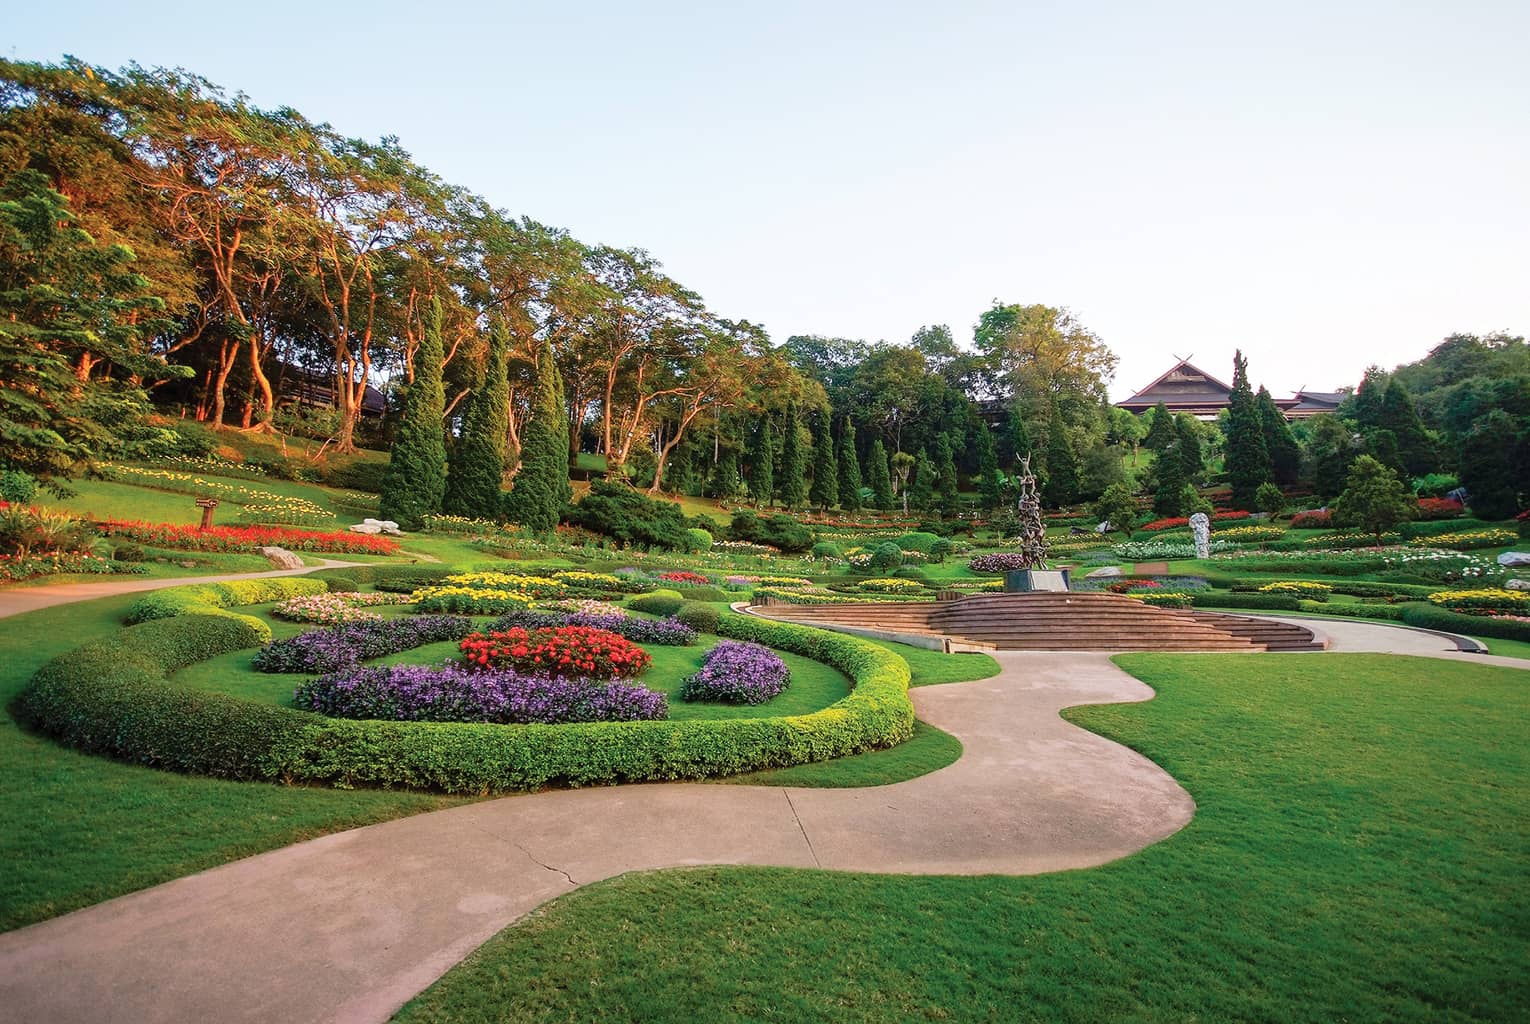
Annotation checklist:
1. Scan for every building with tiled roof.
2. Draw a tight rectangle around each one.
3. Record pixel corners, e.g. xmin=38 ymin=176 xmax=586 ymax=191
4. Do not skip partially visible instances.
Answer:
xmin=1115 ymin=358 xmax=1308 ymax=421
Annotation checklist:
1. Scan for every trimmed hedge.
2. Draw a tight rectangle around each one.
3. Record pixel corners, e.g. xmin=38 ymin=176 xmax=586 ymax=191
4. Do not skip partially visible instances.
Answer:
xmin=124 ymin=578 xmax=327 ymax=630
xmin=675 ymin=602 xmax=722 ymax=632
xmin=16 ymin=587 xmax=915 ymax=794
xmin=1190 ymin=592 xmax=1301 ymax=611
xmin=629 ymin=591 xmax=685 ymax=617
xmin=1401 ymin=605 xmax=1530 ymax=643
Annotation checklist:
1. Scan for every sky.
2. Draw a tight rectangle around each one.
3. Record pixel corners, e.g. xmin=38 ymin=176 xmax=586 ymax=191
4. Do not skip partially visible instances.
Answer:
xmin=7 ymin=0 xmax=1528 ymax=399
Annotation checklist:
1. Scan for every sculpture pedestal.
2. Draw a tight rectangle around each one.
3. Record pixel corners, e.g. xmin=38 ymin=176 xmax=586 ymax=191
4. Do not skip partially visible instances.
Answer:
xmin=1004 ymin=569 xmax=1071 ymax=593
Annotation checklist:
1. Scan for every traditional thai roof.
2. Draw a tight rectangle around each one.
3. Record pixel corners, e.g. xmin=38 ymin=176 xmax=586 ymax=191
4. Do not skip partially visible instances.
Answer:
xmin=1115 ymin=358 xmax=1301 ymax=418
xmin=1284 ymin=388 xmax=1348 ymax=419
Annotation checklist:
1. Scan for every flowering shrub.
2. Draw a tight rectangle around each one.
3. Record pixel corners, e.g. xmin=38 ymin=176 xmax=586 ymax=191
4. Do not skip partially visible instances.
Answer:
xmin=1426 ymin=588 xmax=1530 ymax=616
xmin=1411 ymin=529 xmax=1516 ymax=551
xmin=442 ymin=571 xmax=567 ymax=599
xmin=658 ymin=570 xmax=712 ymax=585
xmin=539 ymin=598 xmax=627 ymax=617
xmin=1258 ymin=581 xmax=1332 ymax=601
xmin=967 ymin=552 xmax=1034 ymax=574
xmin=1301 ymin=530 xmax=1401 ymax=549
xmin=1107 ymin=579 xmax=1160 ymax=593
xmin=1289 ymin=509 xmax=1333 ymax=529
xmin=1129 ymin=592 xmax=1193 ymax=608
xmin=1139 ymin=511 xmax=1251 ymax=532
xmin=252 ymin=615 xmax=476 ymax=674
xmin=1111 ymin=539 xmax=1232 ymax=560
xmin=1214 ymin=525 xmax=1286 ymax=543
xmin=460 ymin=625 xmax=652 ymax=679
xmin=711 ymin=540 xmax=777 ymax=555
xmin=96 ymin=520 xmax=398 ymax=555
xmin=679 ymin=640 xmax=790 ymax=704
xmin=566 ymin=612 xmax=698 ymax=646
xmin=272 ymin=591 xmax=412 ymax=625
xmin=858 ymin=578 xmax=927 ymax=594
xmin=0 ymin=551 xmax=141 ymax=582
xmin=1416 ymin=498 xmax=1465 ymax=521
xmin=421 ymin=513 xmax=508 ymax=535
xmin=553 ymin=570 xmax=649 ymax=593
xmin=293 ymin=663 xmax=668 ymax=724
xmin=412 ymin=586 xmax=537 ymax=615
xmin=723 ymin=575 xmax=813 ymax=588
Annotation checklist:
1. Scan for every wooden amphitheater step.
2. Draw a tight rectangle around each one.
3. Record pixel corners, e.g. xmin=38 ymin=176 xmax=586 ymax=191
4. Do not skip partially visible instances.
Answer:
xmin=756 ymin=592 xmax=1281 ymax=652
xmin=1187 ymin=611 xmax=1327 ymax=651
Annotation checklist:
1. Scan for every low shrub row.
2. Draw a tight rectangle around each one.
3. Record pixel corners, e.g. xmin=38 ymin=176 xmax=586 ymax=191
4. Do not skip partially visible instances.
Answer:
xmin=1190 ymin=592 xmax=1302 ymax=611
xmin=124 ymin=577 xmax=327 ymax=631
xmin=1400 ymin=605 xmax=1530 ymax=643
xmin=16 ymin=586 xmax=915 ymax=793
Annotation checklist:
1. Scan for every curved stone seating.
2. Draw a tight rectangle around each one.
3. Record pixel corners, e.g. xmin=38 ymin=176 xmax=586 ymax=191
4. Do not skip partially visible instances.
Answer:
xmin=756 ymin=591 xmax=1324 ymax=652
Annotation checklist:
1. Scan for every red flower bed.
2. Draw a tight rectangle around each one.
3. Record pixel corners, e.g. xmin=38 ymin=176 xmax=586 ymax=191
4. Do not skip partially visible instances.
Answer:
xmin=1416 ymin=497 xmax=1464 ymax=521
xmin=1139 ymin=511 xmax=1251 ymax=532
xmin=460 ymin=625 xmax=652 ymax=680
xmin=1289 ymin=509 xmax=1332 ymax=528
xmin=96 ymin=519 xmax=399 ymax=555
xmin=658 ymin=571 xmax=712 ymax=585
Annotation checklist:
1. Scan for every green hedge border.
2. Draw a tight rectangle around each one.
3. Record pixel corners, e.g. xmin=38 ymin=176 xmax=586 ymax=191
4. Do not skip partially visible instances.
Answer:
xmin=16 ymin=581 xmax=915 ymax=794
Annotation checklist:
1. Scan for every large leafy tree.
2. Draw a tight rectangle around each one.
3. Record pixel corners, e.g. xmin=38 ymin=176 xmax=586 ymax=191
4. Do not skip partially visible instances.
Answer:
xmin=0 ymin=170 xmax=176 ymax=477
xmin=974 ymin=302 xmax=1117 ymax=439
xmin=379 ymin=299 xmax=448 ymax=528
xmin=1302 ymin=414 xmax=1360 ymax=500
xmin=442 ymin=318 xmax=511 ymax=520
xmin=1458 ymin=410 xmax=1524 ymax=520
xmin=1224 ymin=351 xmax=1272 ymax=509
xmin=1332 ymin=455 xmax=1415 ymax=545
xmin=1041 ymin=418 xmax=1079 ymax=508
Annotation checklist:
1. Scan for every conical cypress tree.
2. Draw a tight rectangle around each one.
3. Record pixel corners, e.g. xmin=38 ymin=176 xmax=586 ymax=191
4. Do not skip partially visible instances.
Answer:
xmin=837 ymin=420 xmax=863 ymax=511
xmin=1041 ymin=420 xmax=1079 ymax=508
xmin=778 ymin=402 xmax=808 ymax=510
xmin=1008 ymin=406 xmax=1034 ymax=469
xmin=910 ymin=447 xmax=936 ymax=511
xmin=748 ymin=416 xmax=774 ymax=506
xmin=1256 ymin=386 xmax=1301 ymax=486
xmin=503 ymin=339 xmax=569 ymax=531
xmin=1377 ymin=379 xmax=1437 ymax=478
xmin=934 ymin=433 xmax=960 ymax=513
xmin=1153 ymin=440 xmax=1189 ymax=516
xmin=1224 ymin=350 xmax=1271 ymax=509
xmin=379 ymin=298 xmax=448 ymax=530
xmin=708 ymin=449 xmax=743 ymax=500
xmin=1175 ymin=414 xmax=1204 ymax=482
xmin=442 ymin=320 xmax=510 ymax=520
xmin=976 ymin=422 xmax=1002 ymax=509
xmin=809 ymin=413 xmax=838 ymax=511
xmin=867 ymin=438 xmax=893 ymax=511
xmin=1143 ymin=401 xmax=1177 ymax=452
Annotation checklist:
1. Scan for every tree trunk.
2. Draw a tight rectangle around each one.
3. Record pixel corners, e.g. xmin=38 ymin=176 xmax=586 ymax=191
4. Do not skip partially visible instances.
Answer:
xmin=242 ymin=335 xmax=276 ymax=432
xmin=211 ymin=340 xmax=238 ymax=429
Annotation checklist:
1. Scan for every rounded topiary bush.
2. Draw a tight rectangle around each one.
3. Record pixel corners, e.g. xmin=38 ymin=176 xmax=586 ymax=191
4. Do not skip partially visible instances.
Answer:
xmin=629 ymin=589 xmax=685 ymax=616
xmin=683 ymin=527 xmax=713 ymax=553
xmin=676 ymin=601 xmax=721 ymax=632
xmin=868 ymin=542 xmax=904 ymax=571
xmin=811 ymin=540 xmax=843 ymax=560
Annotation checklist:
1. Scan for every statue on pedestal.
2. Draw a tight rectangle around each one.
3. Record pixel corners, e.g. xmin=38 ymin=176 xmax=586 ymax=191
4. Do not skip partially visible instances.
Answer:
xmin=1190 ymin=511 xmax=1211 ymax=560
xmin=1015 ymin=455 xmax=1048 ymax=569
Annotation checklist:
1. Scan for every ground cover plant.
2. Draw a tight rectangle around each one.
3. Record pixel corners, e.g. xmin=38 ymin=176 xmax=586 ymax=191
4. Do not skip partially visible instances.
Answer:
xmin=396 ymin=653 xmax=1530 ymax=1023
xmin=679 ymin=640 xmax=791 ymax=704
xmin=459 ymin=624 xmax=653 ymax=679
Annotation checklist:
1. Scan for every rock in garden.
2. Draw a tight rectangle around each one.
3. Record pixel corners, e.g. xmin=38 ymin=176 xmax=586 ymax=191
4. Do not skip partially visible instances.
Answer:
xmin=358 ymin=518 xmax=404 ymax=536
xmin=256 ymin=546 xmax=305 ymax=570
xmin=1506 ymin=578 xmax=1530 ymax=591
xmin=1085 ymin=566 xmax=1123 ymax=578
xmin=350 ymin=522 xmax=382 ymax=535
xmin=1497 ymin=551 xmax=1530 ymax=567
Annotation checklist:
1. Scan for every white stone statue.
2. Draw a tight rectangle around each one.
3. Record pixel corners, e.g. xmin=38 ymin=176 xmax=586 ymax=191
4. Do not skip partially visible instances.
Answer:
xmin=1189 ymin=512 xmax=1211 ymax=560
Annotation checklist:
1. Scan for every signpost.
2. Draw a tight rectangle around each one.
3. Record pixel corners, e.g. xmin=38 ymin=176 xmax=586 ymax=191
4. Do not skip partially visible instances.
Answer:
xmin=195 ymin=498 xmax=219 ymax=530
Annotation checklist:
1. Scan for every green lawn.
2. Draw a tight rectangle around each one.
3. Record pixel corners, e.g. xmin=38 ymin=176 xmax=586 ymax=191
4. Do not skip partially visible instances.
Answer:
xmin=396 ymin=652 xmax=1530 ymax=1023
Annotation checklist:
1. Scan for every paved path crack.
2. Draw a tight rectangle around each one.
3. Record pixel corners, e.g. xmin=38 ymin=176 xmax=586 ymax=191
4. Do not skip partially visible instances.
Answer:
xmin=512 ymin=841 xmax=577 ymax=887
xmin=783 ymin=789 xmax=822 ymax=868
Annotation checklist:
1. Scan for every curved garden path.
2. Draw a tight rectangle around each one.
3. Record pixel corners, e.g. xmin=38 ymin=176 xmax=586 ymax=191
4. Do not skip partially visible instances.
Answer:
xmin=0 ymin=559 xmax=362 ymax=620
xmin=0 ymin=651 xmax=1195 ymax=1024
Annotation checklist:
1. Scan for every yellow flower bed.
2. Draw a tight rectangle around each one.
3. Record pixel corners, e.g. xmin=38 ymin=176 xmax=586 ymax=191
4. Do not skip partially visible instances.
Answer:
xmin=410 ymin=585 xmax=537 ymax=615
xmin=1258 ymin=581 xmax=1333 ymax=599
xmin=1426 ymin=588 xmax=1529 ymax=614
xmin=857 ymin=578 xmax=927 ymax=593
xmin=442 ymin=572 xmax=566 ymax=598
xmin=552 ymin=570 xmax=626 ymax=588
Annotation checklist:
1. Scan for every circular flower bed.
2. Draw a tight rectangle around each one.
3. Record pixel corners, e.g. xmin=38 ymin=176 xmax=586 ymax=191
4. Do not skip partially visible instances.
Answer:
xmin=967 ymin=552 xmax=1033 ymax=574
xmin=679 ymin=640 xmax=790 ymax=704
xmin=293 ymin=663 xmax=667 ymax=724
xmin=253 ymin=615 xmax=476 ymax=674
xmin=272 ymin=591 xmax=412 ymax=625
xmin=460 ymin=625 xmax=652 ymax=679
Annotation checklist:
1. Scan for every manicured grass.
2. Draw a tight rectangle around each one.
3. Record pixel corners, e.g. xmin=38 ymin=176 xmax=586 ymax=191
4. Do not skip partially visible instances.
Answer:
xmin=1482 ymin=637 xmax=1530 ymax=659
xmin=716 ymin=719 xmax=962 ymax=788
xmin=0 ymin=596 xmax=465 ymax=932
xmin=396 ymin=653 xmax=1530 ymax=1023
xmin=862 ymin=639 xmax=1001 ymax=687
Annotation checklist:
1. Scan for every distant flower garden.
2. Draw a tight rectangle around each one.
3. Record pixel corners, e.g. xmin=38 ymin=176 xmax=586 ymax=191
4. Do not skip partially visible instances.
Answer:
xmin=96 ymin=519 xmax=398 ymax=554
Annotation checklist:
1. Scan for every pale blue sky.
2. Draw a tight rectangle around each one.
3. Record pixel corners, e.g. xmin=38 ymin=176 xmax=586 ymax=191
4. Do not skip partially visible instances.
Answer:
xmin=8 ymin=0 xmax=1528 ymax=398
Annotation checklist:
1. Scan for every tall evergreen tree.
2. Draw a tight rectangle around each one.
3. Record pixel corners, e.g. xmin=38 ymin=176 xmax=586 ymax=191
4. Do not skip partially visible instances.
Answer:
xmin=502 ymin=338 xmax=569 ymax=531
xmin=1006 ymin=404 xmax=1034 ymax=469
xmin=1041 ymin=416 xmax=1079 ymax=508
xmin=1332 ymin=454 xmax=1415 ymax=545
xmin=1351 ymin=366 xmax=1388 ymax=429
xmin=1153 ymin=440 xmax=1189 ymax=517
xmin=935 ymin=433 xmax=960 ymax=513
xmin=379 ymin=298 xmax=448 ymax=529
xmin=1143 ymin=401 xmax=1177 ymax=452
xmin=748 ymin=416 xmax=774 ymax=506
xmin=1458 ymin=410 xmax=1523 ymax=520
xmin=837 ymin=419 xmax=863 ymax=512
xmin=976 ymin=421 xmax=1003 ymax=509
xmin=707 ymin=449 xmax=744 ymax=501
xmin=1224 ymin=350 xmax=1272 ymax=509
xmin=778 ymin=402 xmax=808 ymax=510
xmin=910 ymin=447 xmax=937 ymax=511
xmin=1377 ymin=379 xmax=1437 ymax=479
xmin=1175 ymin=414 xmax=1204 ymax=482
xmin=1303 ymin=414 xmax=1360 ymax=500
xmin=808 ymin=413 xmax=838 ymax=511
xmin=442 ymin=319 xmax=510 ymax=520
xmin=867 ymin=438 xmax=893 ymax=511
xmin=1256 ymin=386 xmax=1302 ymax=486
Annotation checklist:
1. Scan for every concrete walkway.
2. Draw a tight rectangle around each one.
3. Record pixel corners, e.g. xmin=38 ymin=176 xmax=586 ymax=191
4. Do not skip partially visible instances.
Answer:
xmin=0 ymin=652 xmax=1196 ymax=1024
xmin=0 ymin=559 xmax=362 ymax=619
xmin=1248 ymin=614 xmax=1530 ymax=671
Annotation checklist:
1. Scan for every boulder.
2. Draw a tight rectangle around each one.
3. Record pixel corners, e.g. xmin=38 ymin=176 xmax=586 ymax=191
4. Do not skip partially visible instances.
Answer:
xmin=1497 ymin=551 xmax=1530 ymax=567
xmin=361 ymin=517 xmax=405 ymax=536
xmin=1506 ymin=578 xmax=1530 ymax=592
xmin=256 ymin=546 xmax=304 ymax=570
xmin=1085 ymin=566 xmax=1123 ymax=578
xmin=350 ymin=522 xmax=382 ymax=535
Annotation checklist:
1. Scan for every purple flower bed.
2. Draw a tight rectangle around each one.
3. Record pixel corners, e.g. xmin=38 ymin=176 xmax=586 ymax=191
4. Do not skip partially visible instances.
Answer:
xmin=967 ymin=552 xmax=1034 ymax=574
xmin=252 ymin=615 xmax=474 ymax=674
xmin=679 ymin=640 xmax=791 ymax=705
xmin=292 ymin=663 xmax=668 ymax=724
xmin=567 ymin=612 xmax=697 ymax=646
